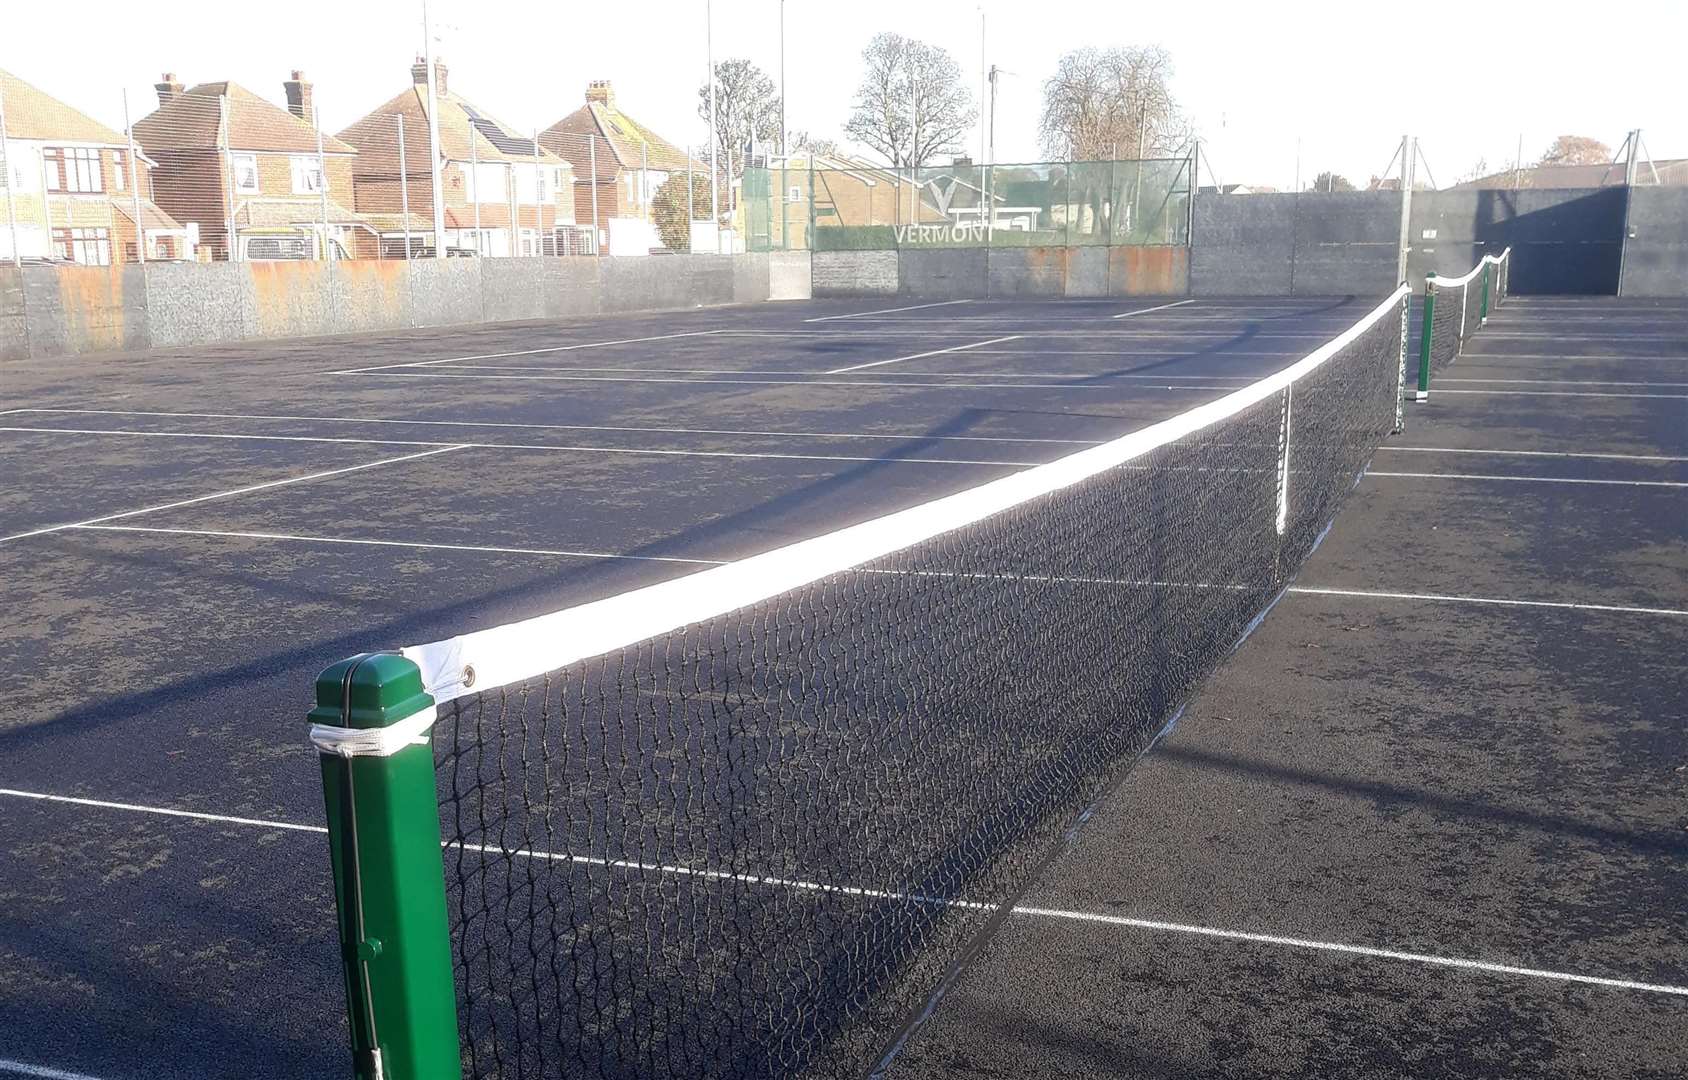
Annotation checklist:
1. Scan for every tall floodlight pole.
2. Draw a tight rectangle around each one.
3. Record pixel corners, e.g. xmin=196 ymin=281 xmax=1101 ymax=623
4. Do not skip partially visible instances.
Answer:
xmin=779 ymin=0 xmax=787 ymax=158
xmin=1395 ymin=134 xmax=1414 ymax=284
xmin=707 ymin=0 xmax=720 ymax=253
xmin=421 ymin=0 xmax=446 ymax=258
xmin=979 ymin=8 xmax=986 ymax=168
xmin=0 ymin=82 xmax=18 ymax=264
xmin=1617 ymin=128 xmax=1640 ymax=296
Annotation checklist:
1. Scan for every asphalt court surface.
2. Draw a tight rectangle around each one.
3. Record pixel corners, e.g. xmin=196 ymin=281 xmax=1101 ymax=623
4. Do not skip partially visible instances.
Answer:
xmin=1 ymin=293 xmax=1683 ymax=1079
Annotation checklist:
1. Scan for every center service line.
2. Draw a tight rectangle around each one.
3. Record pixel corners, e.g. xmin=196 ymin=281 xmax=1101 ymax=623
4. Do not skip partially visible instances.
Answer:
xmin=825 ymin=335 xmax=1023 ymax=375
xmin=1112 ymin=298 xmax=1197 ymax=319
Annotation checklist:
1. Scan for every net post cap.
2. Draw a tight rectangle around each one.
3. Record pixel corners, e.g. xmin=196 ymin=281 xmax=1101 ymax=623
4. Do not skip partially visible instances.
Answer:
xmin=308 ymin=653 xmax=434 ymax=730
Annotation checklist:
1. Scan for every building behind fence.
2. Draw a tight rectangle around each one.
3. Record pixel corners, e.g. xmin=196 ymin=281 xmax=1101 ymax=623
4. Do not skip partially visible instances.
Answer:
xmin=0 ymin=63 xmax=735 ymax=267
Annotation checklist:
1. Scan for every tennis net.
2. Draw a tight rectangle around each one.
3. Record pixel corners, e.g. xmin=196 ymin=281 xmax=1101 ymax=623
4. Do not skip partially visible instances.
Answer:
xmin=1414 ymin=247 xmax=1511 ymax=400
xmin=310 ymin=284 xmax=1413 ymax=1080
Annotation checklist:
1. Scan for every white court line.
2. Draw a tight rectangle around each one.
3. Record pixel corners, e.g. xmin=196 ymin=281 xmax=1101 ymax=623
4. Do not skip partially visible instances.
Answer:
xmin=1452 ymin=353 xmax=1688 ymax=362
xmin=0 ymin=788 xmax=328 ymax=834
xmin=73 ymin=524 xmax=728 ymax=565
xmin=1112 ymin=299 xmax=1197 ymax=319
xmin=340 ymin=330 xmax=727 ymax=373
xmin=825 ymin=335 xmax=1023 ymax=375
xmin=0 ymin=1058 xmax=113 ymax=1080
xmin=4 ymin=786 xmax=1683 ymax=1000
xmin=1011 ymin=909 xmax=1688 ymax=997
xmin=1434 ymin=388 xmax=1688 ymax=400
xmin=1288 ymin=586 xmax=1687 ymax=618
xmin=0 ymin=425 xmax=441 ymax=449
xmin=341 ymin=370 xmax=1228 ymax=392
xmin=804 ymin=299 xmax=974 ymax=322
xmin=0 ymin=424 xmax=1038 ymax=467
xmin=1441 ymin=377 xmax=1688 ymax=388
xmin=379 ymin=364 xmax=1253 ymax=383
xmin=1378 ymin=446 xmax=1688 ymax=463
xmin=1367 ymin=470 xmax=1688 ymax=489
xmin=9 ymin=408 xmax=1098 ymax=446
xmin=92 ymin=521 xmax=1685 ymax=620
xmin=0 ymin=446 xmax=465 ymax=546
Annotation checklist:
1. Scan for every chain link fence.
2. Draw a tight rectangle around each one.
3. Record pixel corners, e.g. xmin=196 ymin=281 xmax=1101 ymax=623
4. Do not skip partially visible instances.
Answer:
xmin=742 ymin=156 xmax=1194 ymax=252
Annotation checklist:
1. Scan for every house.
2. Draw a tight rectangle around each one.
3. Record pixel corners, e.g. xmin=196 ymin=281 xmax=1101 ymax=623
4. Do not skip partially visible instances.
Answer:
xmin=1451 ymin=159 xmax=1688 ymax=190
xmin=134 ymin=72 xmax=382 ymax=260
xmin=540 ymin=81 xmax=698 ymax=255
xmin=337 ymin=59 xmax=578 ymax=258
xmin=0 ymin=68 xmax=190 ymax=263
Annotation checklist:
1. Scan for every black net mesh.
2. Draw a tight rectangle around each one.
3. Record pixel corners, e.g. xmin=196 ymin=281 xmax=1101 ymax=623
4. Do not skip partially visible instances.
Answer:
xmin=1426 ymin=250 xmax=1510 ymax=376
xmin=427 ymin=299 xmax=1406 ymax=1080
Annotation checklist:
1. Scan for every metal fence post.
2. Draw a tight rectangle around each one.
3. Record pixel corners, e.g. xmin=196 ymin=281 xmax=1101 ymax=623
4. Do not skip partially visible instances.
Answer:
xmin=222 ymin=95 xmax=238 ymax=260
xmin=123 ymin=90 xmax=145 ymax=263
xmin=534 ymin=128 xmax=543 ymax=257
xmin=0 ymin=81 xmax=18 ymax=264
xmin=397 ymin=115 xmax=412 ymax=260
xmin=470 ymin=130 xmax=480 ymax=254
xmin=315 ymin=105 xmax=331 ymax=259
xmin=588 ymin=135 xmax=599 ymax=256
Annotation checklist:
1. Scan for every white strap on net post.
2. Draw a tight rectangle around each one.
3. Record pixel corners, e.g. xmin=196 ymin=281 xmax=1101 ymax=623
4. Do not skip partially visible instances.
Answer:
xmin=309 ymin=706 xmax=438 ymax=758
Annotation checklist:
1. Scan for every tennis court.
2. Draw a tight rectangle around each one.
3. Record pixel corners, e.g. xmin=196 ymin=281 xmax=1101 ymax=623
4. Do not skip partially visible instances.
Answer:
xmin=0 ymin=283 xmax=1683 ymax=1079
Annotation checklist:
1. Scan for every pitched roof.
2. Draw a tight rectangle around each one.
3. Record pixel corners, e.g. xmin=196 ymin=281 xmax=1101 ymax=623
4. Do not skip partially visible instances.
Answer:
xmin=1451 ymin=159 xmax=1688 ymax=190
xmin=0 ymin=68 xmax=127 ymax=144
xmin=337 ymin=84 xmax=567 ymax=169
xmin=112 ymin=198 xmax=188 ymax=232
xmin=540 ymin=100 xmax=696 ymax=180
xmin=134 ymin=81 xmax=355 ymax=155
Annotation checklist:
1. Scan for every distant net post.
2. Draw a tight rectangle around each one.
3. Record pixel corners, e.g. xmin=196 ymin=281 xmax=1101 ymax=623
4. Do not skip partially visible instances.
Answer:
xmin=308 ymin=653 xmax=458 ymax=1080
xmin=1415 ymin=273 xmax=1436 ymax=402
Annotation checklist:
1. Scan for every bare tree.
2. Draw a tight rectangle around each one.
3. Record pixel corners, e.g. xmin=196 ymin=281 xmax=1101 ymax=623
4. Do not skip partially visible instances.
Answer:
xmin=1038 ymin=46 xmax=1185 ymax=161
xmin=698 ymin=60 xmax=781 ymax=177
xmin=844 ymin=33 xmax=977 ymax=168
xmin=1536 ymin=135 xmax=1612 ymax=167
xmin=1310 ymin=171 xmax=1355 ymax=193
xmin=788 ymin=130 xmax=840 ymax=158
xmin=1452 ymin=157 xmax=1491 ymax=186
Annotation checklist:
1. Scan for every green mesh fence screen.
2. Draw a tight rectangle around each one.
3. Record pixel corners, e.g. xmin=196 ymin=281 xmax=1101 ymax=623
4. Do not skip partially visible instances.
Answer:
xmin=743 ymin=157 xmax=1191 ymax=252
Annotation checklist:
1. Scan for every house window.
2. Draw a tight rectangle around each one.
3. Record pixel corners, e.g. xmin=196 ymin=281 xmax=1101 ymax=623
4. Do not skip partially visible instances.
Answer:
xmin=113 ymin=150 xmax=127 ymax=192
xmin=44 ymin=147 xmax=104 ymax=193
xmin=53 ymin=227 xmax=112 ymax=265
xmin=230 ymin=152 xmax=260 ymax=194
xmin=290 ymin=155 xmax=324 ymax=195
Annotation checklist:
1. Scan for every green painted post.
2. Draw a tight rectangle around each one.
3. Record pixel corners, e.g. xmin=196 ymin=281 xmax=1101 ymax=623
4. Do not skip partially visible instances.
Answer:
xmin=1415 ymin=273 xmax=1436 ymax=402
xmin=311 ymin=653 xmax=459 ymax=1080
xmin=1479 ymin=261 xmax=1490 ymax=326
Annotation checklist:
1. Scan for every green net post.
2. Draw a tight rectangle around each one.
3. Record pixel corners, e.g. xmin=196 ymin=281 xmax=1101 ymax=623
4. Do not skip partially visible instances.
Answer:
xmin=1479 ymin=261 xmax=1490 ymax=326
xmin=1415 ymin=273 xmax=1436 ymax=402
xmin=310 ymin=653 xmax=459 ymax=1080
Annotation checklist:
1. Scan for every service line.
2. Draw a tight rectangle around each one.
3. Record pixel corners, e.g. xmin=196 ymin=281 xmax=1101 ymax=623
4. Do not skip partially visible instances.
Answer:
xmin=825 ymin=335 xmax=1023 ymax=375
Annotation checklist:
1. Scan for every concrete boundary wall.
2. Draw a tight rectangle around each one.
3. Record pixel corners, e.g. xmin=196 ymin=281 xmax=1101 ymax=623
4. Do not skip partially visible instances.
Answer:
xmin=1619 ymin=187 xmax=1688 ymax=297
xmin=1191 ymin=192 xmax=1399 ymax=297
xmin=0 ymin=252 xmax=808 ymax=362
xmin=812 ymin=246 xmax=1186 ymax=299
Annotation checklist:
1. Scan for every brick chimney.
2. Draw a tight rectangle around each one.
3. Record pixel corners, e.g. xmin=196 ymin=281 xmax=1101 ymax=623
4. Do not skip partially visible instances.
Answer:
xmin=586 ymin=80 xmax=614 ymax=108
xmin=410 ymin=56 xmax=448 ymax=98
xmin=155 ymin=73 xmax=184 ymax=108
xmin=283 ymin=70 xmax=313 ymax=121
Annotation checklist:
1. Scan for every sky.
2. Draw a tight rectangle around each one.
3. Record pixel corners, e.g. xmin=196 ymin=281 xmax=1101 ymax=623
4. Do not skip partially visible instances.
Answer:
xmin=5 ymin=0 xmax=1684 ymax=190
